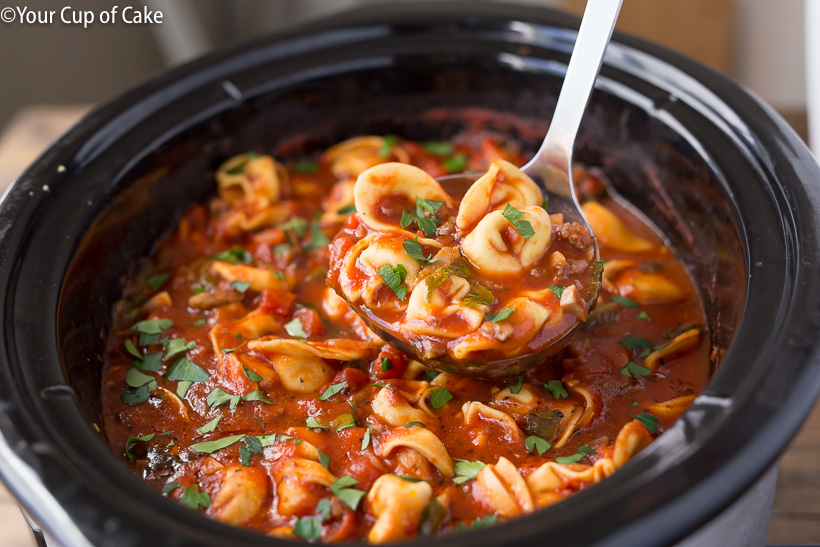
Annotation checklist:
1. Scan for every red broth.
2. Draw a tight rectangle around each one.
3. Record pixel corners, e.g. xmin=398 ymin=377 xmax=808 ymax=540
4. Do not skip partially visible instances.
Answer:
xmin=101 ymin=134 xmax=709 ymax=543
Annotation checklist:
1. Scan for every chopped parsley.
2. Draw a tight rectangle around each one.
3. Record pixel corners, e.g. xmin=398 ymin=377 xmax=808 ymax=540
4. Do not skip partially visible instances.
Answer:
xmin=284 ymin=316 xmax=308 ymax=339
xmin=380 ymin=357 xmax=393 ymax=372
xmin=619 ymin=361 xmax=652 ymax=378
xmin=125 ymin=370 xmax=156 ymax=396
xmin=306 ymin=417 xmax=329 ymax=430
xmin=222 ymin=340 xmax=248 ymax=354
xmin=620 ymin=336 xmax=653 ymax=349
xmin=188 ymin=434 xmax=245 ymax=454
xmin=294 ymin=161 xmax=319 ymax=174
xmin=121 ymin=384 xmax=150 ymax=404
xmin=442 ymin=153 xmax=468 ymax=173
xmin=132 ymin=318 xmax=173 ymax=335
xmin=379 ymin=134 xmax=399 ymax=157
xmin=463 ymin=282 xmax=494 ymax=308
xmin=164 ymin=338 xmax=196 ymax=361
xmin=544 ymin=380 xmax=569 ymax=399
xmin=162 ymin=481 xmax=180 ymax=494
xmin=124 ymin=433 xmax=155 ymax=460
xmin=243 ymin=366 xmax=263 ymax=382
xmin=361 ymin=429 xmax=371 ymax=451
xmin=549 ymin=285 xmax=567 ymax=299
xmin=612 ymin=295 xmax=639 ymax=307
xmin=400 ymin=196 xmax=444 ymax=237
xmin=429 ymin=387 xmax=453 ymax=409
xmin=318 ymin=451 xmax=331 ymax=469
xmin=230 ymin=280 xmax=251 ymax=293
xmin=484 ymin=307 xmax=515 ymax=323
xmin=293 ymin=516 xmax=321 ymax=541
xmin=635 ymin=412 xmax=659 ymax=434
xmin=524 ymin=435 xmax=551 ymax=456
xmin=509 ymin=375 xmax=523 ymax=395
xmin=179 ymin=485 xmax=210 ymax=510
xmin=454 ymin=514 xmax=497 ymax=532
xmin=501 ymin=203 xmax=535 ymax=239
xmin=422 ymin=141 xmax=454 ymax=156
xmin=318 ymin=381 xmax=348 ymax=401
xmin=638 ymin=311 xmax=652 ymax=322
xmin=176 ymin=381 xmax=192 ymax=399
xmin=377 ymin=264 xmax=409 ymax=300
xmin=336 ymin=204 xmax=356 ymax=215
xmin=165 ymin=357 xmax=210 ymax=383
xmin=124 ymin=338 xmax=142 ymax=359
xmin=304 ymin=219 xmax=330 ymax=251
xmin=453 ymin=459 xmax=486 ymax=484
xmin=403 ymin=237 xmax=438 ymax=265
xmin=198 ymin=413 xmax=222 ymax=434
xmin=239 ymin=444 xmax=252 ymax=467
xmin=146 ymin=273 xmax=169 ymax=291
xmin=404 ymin=421 xmax=427 ymax=429
xmin=211 ymin=248 xmax=252 ymax=264
xmin=330 ymin=476 xmax=366 ymax=510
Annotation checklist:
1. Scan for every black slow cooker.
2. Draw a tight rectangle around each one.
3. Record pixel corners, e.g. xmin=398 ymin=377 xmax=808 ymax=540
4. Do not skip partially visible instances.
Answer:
xmin=1 ymin=3 xmax=819 ymax=546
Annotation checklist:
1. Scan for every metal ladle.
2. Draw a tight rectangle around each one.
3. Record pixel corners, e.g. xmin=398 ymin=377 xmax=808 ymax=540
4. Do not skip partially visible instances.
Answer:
xmin=359 ymin=0 xmax=623 ymax=377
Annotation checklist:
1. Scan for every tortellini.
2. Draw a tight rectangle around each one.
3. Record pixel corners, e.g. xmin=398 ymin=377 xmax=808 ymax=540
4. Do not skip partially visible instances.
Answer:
xmin=456 ymin=159 xmax=542 ymax=233
xmin=366 ymin=474 xmax=432 ymax=544
xmin=327 ymin=159 xmax=598 ymax=366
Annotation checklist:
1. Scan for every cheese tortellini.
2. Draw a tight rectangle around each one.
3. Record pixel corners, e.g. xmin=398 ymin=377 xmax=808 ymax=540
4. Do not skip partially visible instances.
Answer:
xmin=327 ymin=159 xmax=598 ymax=369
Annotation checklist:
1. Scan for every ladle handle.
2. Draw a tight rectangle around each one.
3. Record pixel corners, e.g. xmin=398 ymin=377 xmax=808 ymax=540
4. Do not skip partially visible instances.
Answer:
xmin=526 ymin=0 xmax=623 ymax=197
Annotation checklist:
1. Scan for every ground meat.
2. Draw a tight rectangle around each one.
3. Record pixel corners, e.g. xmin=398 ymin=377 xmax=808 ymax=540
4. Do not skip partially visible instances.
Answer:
xmin=557 ymin=222 xmax=593 ymax=249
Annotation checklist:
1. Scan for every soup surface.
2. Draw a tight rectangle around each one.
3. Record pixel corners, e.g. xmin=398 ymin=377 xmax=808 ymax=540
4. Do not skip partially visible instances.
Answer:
xmin=101 ymin=133 xmax=710 ymax=543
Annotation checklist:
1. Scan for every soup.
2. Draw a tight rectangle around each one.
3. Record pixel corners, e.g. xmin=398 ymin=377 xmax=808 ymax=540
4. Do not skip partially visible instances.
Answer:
xmin=101 ymin=133 xmax=709 ymax=543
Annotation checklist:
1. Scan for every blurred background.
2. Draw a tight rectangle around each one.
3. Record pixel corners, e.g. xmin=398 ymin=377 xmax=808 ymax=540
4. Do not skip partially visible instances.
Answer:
xmin=0 ymin=0 xmax=811 ymax=137
xmin=0 ymin=1 xmax=817 ymax=545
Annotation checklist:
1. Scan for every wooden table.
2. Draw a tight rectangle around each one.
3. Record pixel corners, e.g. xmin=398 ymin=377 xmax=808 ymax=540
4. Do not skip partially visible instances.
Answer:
xmin=0 ymin=106 xmax=817 ymax=545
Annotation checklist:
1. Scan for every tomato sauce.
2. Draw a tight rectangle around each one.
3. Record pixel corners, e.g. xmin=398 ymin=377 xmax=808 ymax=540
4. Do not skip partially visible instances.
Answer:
xmin=100 ymin=133 xmax=710 ymax=543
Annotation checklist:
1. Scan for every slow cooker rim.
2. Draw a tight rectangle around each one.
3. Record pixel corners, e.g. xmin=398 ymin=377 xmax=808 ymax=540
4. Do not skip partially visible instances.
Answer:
xmin=0 ymin=3 xmax=819 ymax=546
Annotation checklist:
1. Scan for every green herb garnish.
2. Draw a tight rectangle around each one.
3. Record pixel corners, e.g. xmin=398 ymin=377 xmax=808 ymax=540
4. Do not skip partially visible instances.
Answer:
xmin=429 ymin=387 xmax=453 ymax=409
xmin=188 ymin=434 xmax=246 ymax=454
xmin=501 ymin=203 xmax=535 ymax=239
xmin=146 ymin=273 xmax=169 ymax=291
xmin=442 ymin=153 xmax=467 ymax=173
xmin=544 ymin=380 xmax=569 ymax=399
xmin=198 ymin=413 xmax=222 ymax=434
xmin=453 ymin=459 xmax=486 ymax=484
xmin=306 ymin=417 xmax=329 ymax=430
xmin=484 ymin=307 xmax=515 ymax=323
xmin=422 ymin=141 xmax=454 ymax=156
xmin=620 ymin=336 xmax=653 ymax=349
xmin=619 ymin=361 xmax=652 ymax=378
xmin=549 ymin=285 xmax=567 ymax=299
xmin=377 ymin=264 xmax=408 ymax=300
xmin=635 ymin=412 xmax=659 ymax=433
xmin=124 ymin=433 xmax=155 ymax=460
xmin=132 ymin=318 xmax=173 ymax=335
xmin=403 ymin=237 xmax=438 ymax=265
xmin=330 ymin=476 xmax=366 ymax=510
xmin=612 ymin=295 xmax=639 ymax=307
xmin=166 ymin=357 xmax=209 ymax=383
xmin=211 ymin=248 xmax=252 ymax=264
xmin=319 ymin=381 xmax=348 ymax=401
xmin=284 ymin=316 xmax=308 ymax=339
xmin=524 ymin=435 xmax=551 ymax=456
xmin=179 ymin=485 xmax=210 ymax=510
xmin=463 ymin=282 xmax=494 ymax=308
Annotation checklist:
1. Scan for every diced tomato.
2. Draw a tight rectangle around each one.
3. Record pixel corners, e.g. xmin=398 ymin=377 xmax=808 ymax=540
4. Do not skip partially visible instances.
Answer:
xmin=333 ymin=367 xmax=369 ymax=392
xmin=294 ymin=306 xmax=325 ymax=338
xmin=371 ymin=344 xmax=407 ymax=380
xmin=257 ymin=288 xmax=296 ymax=317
